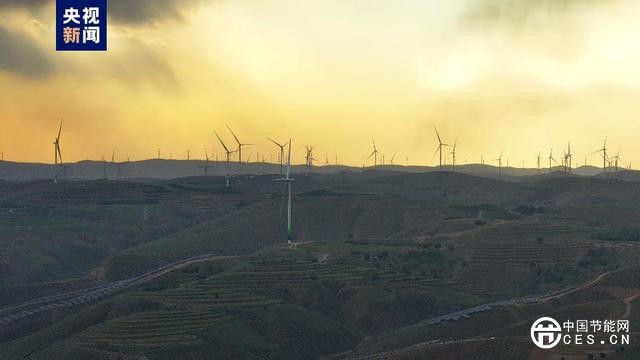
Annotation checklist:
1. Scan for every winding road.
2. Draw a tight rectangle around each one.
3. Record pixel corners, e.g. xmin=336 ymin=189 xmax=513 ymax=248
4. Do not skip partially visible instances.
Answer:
xmin=0 ymin=254 xmax=228 ymax=327
xmin=343 ymin=266 xmax=635 ymax=360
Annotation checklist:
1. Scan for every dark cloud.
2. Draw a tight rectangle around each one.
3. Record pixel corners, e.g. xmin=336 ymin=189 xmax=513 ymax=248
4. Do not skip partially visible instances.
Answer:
xmin=107 ymin=38 xmax=178 ymax=90
xmin=109 ymin=0 xmax=207 ymax=25
xmin=0 ymin=0 xmax=209 ymax=25
xmin=0 ymin=0 xmax=49 ymax=8
xmin=0 ymin=25 xmax=52 ymax=78
xmin=464 ymin=0 xmax=608 ymax=25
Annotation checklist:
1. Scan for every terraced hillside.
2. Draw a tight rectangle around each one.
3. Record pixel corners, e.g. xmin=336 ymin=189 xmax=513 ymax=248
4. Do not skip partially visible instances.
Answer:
xmin=3 ymin=242 xmax=639 ymax=360
xmin=342 ymin=264 xmax=640 ymax=360
xmin=2 ymin=172 xmax=640 ymax=359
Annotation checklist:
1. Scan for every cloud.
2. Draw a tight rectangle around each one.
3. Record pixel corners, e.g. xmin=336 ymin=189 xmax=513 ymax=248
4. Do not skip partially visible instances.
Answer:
xmin=0 ymin=25 xmax=52 ymax=78
xmin=105 ymin=38 xmax=178 ymax=89
xmin=463 ymin=0 xmax=607 ymax=25
xmin=0 ymin=0 xmax=210 ymax=25
xmin=0 ymin=0 xmax=49 ymax=8
xmin=109 ymin=0 xmax=208 ymax=25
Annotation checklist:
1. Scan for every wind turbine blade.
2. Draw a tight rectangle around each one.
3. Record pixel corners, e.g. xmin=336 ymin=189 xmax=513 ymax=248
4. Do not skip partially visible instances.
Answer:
xmin=226 ymin=125 xmax=241 ymax=145
xmin=366 ymin=151 xmax=375 ymax=161
xmin=214 ymin=131 xmax=230 ymax=153
xmin=267 ymin=137 xmax=283 ymax=147
xmin=431 ymin=147 xmax=439 ymax=161
xmin=57 ymin=122 xmax=63 ymax=141
xmin=434 ymin=126 xmax=442 ymax=144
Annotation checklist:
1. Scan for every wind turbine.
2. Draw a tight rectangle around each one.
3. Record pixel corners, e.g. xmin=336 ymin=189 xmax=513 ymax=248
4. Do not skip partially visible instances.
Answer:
xmin=199 ymin=149 xmax=212 ymax=176
xmin=563 ymin=142 xmax=573 ymax=173
xmin=549 ymin=147 xmax=557 ymax=174
xmin=390 ymin=153 xmax=397 ymax=165
xmin=215 ymin=130 xmax=235 ymax=187
xmin=450 ymin=140 xmax=457 ymax=172
xmin=536 ymin=153 xmax=541 ymax=175
xmin=304 ymin=145 xmax=315 ymax=169
xmin=226 ymin=125 xmax=253 ymax=165
xmin=267 ymin=137 xmax=288 ymax=176
xmin=594 ymin=138 xmax=608 ymax=173
xmin=434 ymin=127 xmax=450 ymax=170
xmin=53 ymin=122 xmax=63 ymax=183
xmin=275 ymin=139 xmax=295 ymax=244
xmin=496 ymin=150 xmax=504 ymax=177
xmin=215 ymin=131 xmax=235 ymax=163
xmin=366 ymin=137 xmax=378 ymax=167
xmin=612 ymin=150 xmax=621 ymax=172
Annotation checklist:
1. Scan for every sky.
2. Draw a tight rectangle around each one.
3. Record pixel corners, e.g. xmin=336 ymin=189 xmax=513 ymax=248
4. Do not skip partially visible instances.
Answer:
xmin=1 ymin=0 xmax=639 ymax=167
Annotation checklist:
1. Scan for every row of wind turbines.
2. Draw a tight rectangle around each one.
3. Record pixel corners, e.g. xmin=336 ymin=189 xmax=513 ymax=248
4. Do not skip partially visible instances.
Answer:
xmin=47 ymin=122 xmax=633 ymax=184
xmin=427 ymin=127 xmax=629 ymax=177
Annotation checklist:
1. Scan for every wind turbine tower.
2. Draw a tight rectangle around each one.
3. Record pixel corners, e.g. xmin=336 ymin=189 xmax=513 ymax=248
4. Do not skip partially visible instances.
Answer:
xmin=594 ymin=138 xmax=608 ymax=173
xmin=563 ymin=143 xmax=573 ymax=173
xmin=275 ymin=139 xmax=295 ymax=244
xmin=215 ymin=131 xmax=234 ymax=187
xmin=450 ymin=140 xmax=457 ymax=172
xmin=366 ymin=137 xmax=378 ymax=167
xmin=199 ymin=149 xmax=212 ymax=176
xmin=613 ymin=150 xmax=621 ymax=172
xmin=549 ymin=147 xmax=557 ymax=174
xmin=434 ymin=127 xmax=450 ymax=170
xmin=53 ymin=122 xmax=63 ymax=183
xmin=304 ymin=145 xmax=315 ymax=169
xmin=268 ymin=138 xmax=288 ymax=176
xmin=226 ymin=125 xmax=253 ymax=167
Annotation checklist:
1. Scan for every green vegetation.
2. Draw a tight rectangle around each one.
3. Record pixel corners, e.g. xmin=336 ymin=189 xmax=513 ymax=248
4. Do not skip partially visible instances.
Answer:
xmin=578 ymin=247 xmax=611 ymax=268
xmin=447 ymin=203 xmax=519 ymax=220
xmin=594 ymin=227 xmax=640 ymax=242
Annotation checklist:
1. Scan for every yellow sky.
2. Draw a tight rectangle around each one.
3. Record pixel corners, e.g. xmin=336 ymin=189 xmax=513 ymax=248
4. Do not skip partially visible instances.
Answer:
xmin=1 ymin=0 xmax=640 ymax=167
